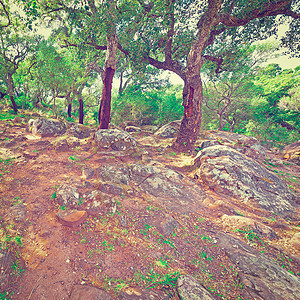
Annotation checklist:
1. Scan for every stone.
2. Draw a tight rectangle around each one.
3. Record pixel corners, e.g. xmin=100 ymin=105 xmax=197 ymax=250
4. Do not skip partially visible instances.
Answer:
xmin=97 ymin=165 xmax=130 ymax=185
xmin=69 ymin=285 xmax=113 ymax=300
xmin=194 ymin=145 xmax=298 ymax=215
xmin=27 ymin=118 xmax=66 ymax=137
xmin=94 ymin=129 xmax=137 ymax=151
xmin=100 ymin=183 xmax=123 ymax=196
xmin=23 ymin=151 xmax=39 ymax=159
xmin=9 ymin=203 xmax=27 ymax=222
xmin=82 ymin=167 xmax=95 ymax=180
xmin=290 ymin=232 xmax=300 ymax=253
xmin=0 ymin=251 xmax=13 ymax=291
xmin=56 ymin=209 xmax=87 ymax=227
xmin=282 ymin=141 xmax=300 ymax=165
xmin=52 ymin=137 xmax=80 ymax=152
xmin=154 ymin=120 xmax=181 ymax=138
xmin=67 ymin=124 xmax=93 ymax=139
xmin=216 ymin=232 xmax=300 ymax=300
xmin=220 ymin=214 xmax=278 ymax=240
xmin=56 ymin=184 xmax=81 ymax=208
xmin=177 ymin=275 xmax=217 ymax=299
xmin=160 ymin=215 xmax=179 ymax=236
xmin=125 ymin=126 xmax=142 ymax=132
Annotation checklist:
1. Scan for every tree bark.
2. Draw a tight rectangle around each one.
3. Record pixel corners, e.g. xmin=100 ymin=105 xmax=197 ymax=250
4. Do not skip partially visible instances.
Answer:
xmin=79 ymin=99 xmax=84 ymax=124
xmin=6 ymin=73 xmax=18 ymax=113
xmin=67 ymin=103 xmax=72 ymax=118
xmin=98 ymin=0 xmax=117 ymax=129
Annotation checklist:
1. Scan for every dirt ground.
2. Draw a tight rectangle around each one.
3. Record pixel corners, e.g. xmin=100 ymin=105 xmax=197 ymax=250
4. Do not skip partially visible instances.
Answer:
xmin=0 ymin=118 xmax=299 ymax=299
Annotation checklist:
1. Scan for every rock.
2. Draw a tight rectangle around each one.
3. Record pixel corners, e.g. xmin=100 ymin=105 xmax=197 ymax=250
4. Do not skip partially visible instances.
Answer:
xmin=27 ymin=118 xmax=66 ymax=137
xmin=220 ymin=214 xmax=278 ymax=240
xmin=201 ymin=130 xmax=258 ymax=147
xmin=82 ymin=167 xmax=95 ymax=180
xmin=52 ymin=137 xmax=80 ymax=152
xmin=160 ymin=215 xmax=179 ymax=236
xmin=154 ymin=120 xmax=181 ymax=138
xmin=56 ymin=209 xmax=87 ymax=227
xmin=290 ymin=232 xmax=300 ymax=253
xmin=97 ymin=165 xmax=130 ymax=185
xmin=99 ymin=183 xmax=123 ymax=196
xmin=217 ymin=232 xmax=300 ymax=300
xmin=282 ymin=141 xmax=300 ymax=165
xmin=243 ymin=143 xmax=267 ymax=161
xmin=119 ymin=287 xmax=170 ymax=299
xmin=23 ymin=151 xmax=39 ymax=159
xmin=128 ymin=164 xmax=207 ymax=214
xmin=0 ymin=251 xmax=13 ymax=291
xmin=67 ymin=124 xmax=93 ymax=139
xmin=125 ymin=126 xmax=142 ymax=133
xmin=94 ymin=129 xmax=137 ymax=151
xmin=177 ymin=275 xmax=217 ymax=300
xmin=9 ymin=203 xmax=27 ymax=222
xmin=141 ymin=125 xmax=158 ymax=133
xmin=194 ymin=145 xmax=298 ymax=215
xmin=69 ymin=285 xmax=113 ymax=300
xmin=56 ymin=184 xmax=81 ymax=208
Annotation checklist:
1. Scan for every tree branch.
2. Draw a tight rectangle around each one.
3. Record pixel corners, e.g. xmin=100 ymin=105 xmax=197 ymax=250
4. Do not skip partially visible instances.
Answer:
xmin=203 ymin=55 xmax=224 ymax=73
xmin=0 ymin=0 xmax=10 ymax=28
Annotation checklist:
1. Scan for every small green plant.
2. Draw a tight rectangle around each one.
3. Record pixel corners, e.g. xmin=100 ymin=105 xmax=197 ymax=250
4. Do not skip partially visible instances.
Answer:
xmin=0 ymin=290 xmax=11 ymax=300
xmin=200 ymin=251 xmax=214 ymax=262
xmin=157 ymin=234 xmax=176 ymax=249
xmin=155 ymin=256 xmax=170 ymax=269
xmin=60 ymin=205 xmax=66 ymax=210
xmin=141 ymin=223 xmax=152 ymax=236
xmin=69 ymin=155 xmax=79 ymax=161
xmin=51 ymin=192 xmax=57 ymax=199
xmin=141 ymin=268 xmax=180 ymax=290
xmin=234 ymin=226 xmax=265 ymax=246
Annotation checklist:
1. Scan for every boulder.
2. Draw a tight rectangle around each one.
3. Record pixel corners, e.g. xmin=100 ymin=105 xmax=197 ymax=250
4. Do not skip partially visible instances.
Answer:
xmin=56 ymin=209 xmax=87 ymax=227
xmin=217 ymin=232 xmax=300 ymax=300
xmin=283 ymin=141 xmax=300 ymax=165
xmin=27 ymin=118 xmax=66 ymax=137
xmin=194 ymin=145 xmax=298 ymax=215
xmin=125 ymin=126 xmax=142 ymax=133
xmin=56 ymin=184 xmax=81 ymax=208
xmin=154 ymin=120 xmax=181 ymax=138
xmin=177 ymin=275 xmax=217 ymax=299
xmin=67 ymin=124 xmax=93 ymax=139
xmin=94 ymin=129 xmax=137 ymax=151
xmin=51 ymin=137 xmax=80 ymax=152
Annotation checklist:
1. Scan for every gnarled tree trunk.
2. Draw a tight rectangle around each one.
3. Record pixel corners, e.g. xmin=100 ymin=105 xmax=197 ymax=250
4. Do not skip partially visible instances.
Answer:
xmin=6 ymin=73 xmax=18 ymax=113
xmin=98 ymin=0 xmax=117 ymax=129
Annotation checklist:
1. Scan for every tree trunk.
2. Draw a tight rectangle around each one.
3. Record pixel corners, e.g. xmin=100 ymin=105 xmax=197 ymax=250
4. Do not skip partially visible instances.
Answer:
xmin=79 ymin=99 xmax=84 ymax=124
xmin=6 ymin=73 xmax=18 ymax=113
xmin=98 ymin=67 xmax=115 ymax=128
xmin=98 ymin=1 xmax=117 ymax=129
xmin=67 ymin=103 xmax=72 ymax=118
xmin=218 ymin=112 xmax=224 ymax=130
xmin=173 ymin=76 xmax=203 ymax=151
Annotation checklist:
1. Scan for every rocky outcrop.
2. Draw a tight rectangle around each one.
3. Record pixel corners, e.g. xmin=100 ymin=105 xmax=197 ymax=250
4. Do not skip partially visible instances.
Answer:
xmin=94 ymin=163 xmax=207 ymax=214
xmin=217 ymin=232 xmax=300 ymax=300
xmin=283 ymin=140 xmax=300 ymax=165
xmin=194 ymin=145 xmax=298 ymax=215
xmin=94 ymin=129 xmax=137 ymax=151
xmin=27 ymin=118 xmax=66 ymax=137
xmin=154 ymin=120 xmax=181 ymax=138
xmin=177 ymin=275 xmax=217 ymax=299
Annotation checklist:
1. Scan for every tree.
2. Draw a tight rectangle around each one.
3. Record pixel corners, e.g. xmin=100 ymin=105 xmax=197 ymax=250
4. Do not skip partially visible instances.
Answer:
xmin=0 ymin=1 xmax=40 ymax=113
xmin=128 ymin=0 xmax=300 ymax=150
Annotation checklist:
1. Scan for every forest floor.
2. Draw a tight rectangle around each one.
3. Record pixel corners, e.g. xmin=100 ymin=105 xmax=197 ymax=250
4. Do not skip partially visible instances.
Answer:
xmin=0 ymin=115 xmax=299 ymax=299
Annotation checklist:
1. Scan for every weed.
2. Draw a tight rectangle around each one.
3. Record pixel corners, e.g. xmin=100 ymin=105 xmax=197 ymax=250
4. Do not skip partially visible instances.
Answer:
xmin=157 ymin=234 xmax=176 ymax=249
xmin=141 ymin=223 xmax=152 ymax=236
xmin=200 ymin=251 xmax=214 ymax=262
xmin=60 ymin=205 xmax=66 ymax=210
xmin=0 ymin=290 xmax=12 ymax=300
xmin=141 ymin=268 xmax=180 ymax=289
xmin=69 ymin=155 xmax=79 ymax=161
xmin=234 ymin=226 xmax=265 ymax=247
xmin=155 ymin=256 xmax=170 ymax=269
xmin=51 ymin=192 xmax=57 ymax=199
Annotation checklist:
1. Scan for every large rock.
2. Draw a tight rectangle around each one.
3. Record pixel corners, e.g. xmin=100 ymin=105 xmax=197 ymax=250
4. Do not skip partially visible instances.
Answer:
xmin=95 ymin=164 xmax=207 ymax=213
xmin=154 ymin=120 xmax=181 ymax=138
xmin=194 ymin=146 xmax=298 ymax=215
xmin=94 ymin=129 xmax=137 ymax=151
xmin=283 ymin=140 xmax=300 ymax=165
xmin=177 ymin=275 xmax=217 ymax=300
xmin=56 ymin=184 xmax=81 ymax=208
xmin=217 ymin=232 xmax=300 ymax=300
xmin=67 ymin=123 xmax=93 ymax=139
xmin=27 ymin=118 xmax=66 ymax=137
